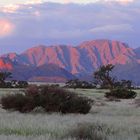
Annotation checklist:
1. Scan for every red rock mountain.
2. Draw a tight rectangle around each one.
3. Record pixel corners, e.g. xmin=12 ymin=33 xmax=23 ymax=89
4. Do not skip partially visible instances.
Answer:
xmin=0 ymin=39 xmax=140 ymax=82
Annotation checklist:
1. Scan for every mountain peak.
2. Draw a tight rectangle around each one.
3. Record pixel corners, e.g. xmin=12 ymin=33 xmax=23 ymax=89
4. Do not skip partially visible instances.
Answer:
xmin=22 ymin=45 xmax=47 ymax=54
xmin=79 ymin=39 xmax=129 ymax=49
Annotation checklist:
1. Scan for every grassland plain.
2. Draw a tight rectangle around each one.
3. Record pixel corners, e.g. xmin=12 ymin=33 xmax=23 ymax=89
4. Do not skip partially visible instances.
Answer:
xmin=0 ymin=88 xmax=140 ymax=140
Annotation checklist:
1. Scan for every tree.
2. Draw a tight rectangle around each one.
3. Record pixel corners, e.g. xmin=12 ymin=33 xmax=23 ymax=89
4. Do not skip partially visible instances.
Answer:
xmin=94 ymin=64 xmax=137 ymax=99
xmin=94 ymin=64 xmax=115 ymax=90
xmin=0 ymin=72 xmax=12 ymax=87
xmin=65 ymin=79 xmax=81 ymax=89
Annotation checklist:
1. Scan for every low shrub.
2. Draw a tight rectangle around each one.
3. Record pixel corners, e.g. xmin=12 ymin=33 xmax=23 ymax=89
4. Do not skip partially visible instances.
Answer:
xmin=39 ymin=86 xmax=93 ymax=114
xmin=1 ymin=94 xmax=35 ymax=112
xmin=25 ymin=85 xmax=39 ymax=96
xmin=5 ymin=82 xmax=12 ymax=88
xmin=1 ymin=86 xmax=93 ymax=114
xmin=65 ymin=79 xmax=95 ymax=89
xmin=68 ymin=123 xmax=107 ymax=140
xmin=0 ymin=80 xmax=29 ymax=88
xmin=105 ymin=88 xmax=137 ymax=99
xmin=15 ymin=81 xmax=28 ymax=88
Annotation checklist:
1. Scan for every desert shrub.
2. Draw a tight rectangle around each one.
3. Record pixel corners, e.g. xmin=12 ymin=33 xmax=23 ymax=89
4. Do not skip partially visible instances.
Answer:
xmin=65 ymin=79 xmax=95 ymax=89
xmin=15 ymin=81 xmax=28 ymax=88
xmin=105 ymin=88 xmax=137 ymax=99
xmin=5 ymin=82 xmax=12 ymax=88
xmin=60 ymin=96 xmax=92 ymax=114
xmin=1 ymin=86 xmax=93 ymax=114
xmin=38 ymin=84 xmax=59 ymax=89
xmin=39 ymin=86 xmax=93 ymax=114
xmin=68 ymin=123 xmax=107 ymax=140
xmin=1 ymin=94 xmax=35 ymax=112
xmin=25 ymin=85 xmax=39 ymax=96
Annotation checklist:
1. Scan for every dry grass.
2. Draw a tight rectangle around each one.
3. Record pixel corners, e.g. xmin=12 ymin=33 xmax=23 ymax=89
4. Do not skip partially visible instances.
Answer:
xmin=0 ymin=88 xmax=140 ymax=140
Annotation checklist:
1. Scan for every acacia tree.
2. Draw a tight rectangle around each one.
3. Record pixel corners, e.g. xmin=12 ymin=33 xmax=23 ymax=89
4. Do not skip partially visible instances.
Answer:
xmin=94 ymin=64 xmax=137 ymax=99
xmin=0 ymin=72 xmax=12 ymax=87
xmin=94 ymin=64 xmax=115 ymax=90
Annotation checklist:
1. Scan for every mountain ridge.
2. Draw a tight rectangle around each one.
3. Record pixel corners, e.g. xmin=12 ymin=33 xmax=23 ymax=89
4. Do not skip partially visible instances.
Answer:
xmin=0 ymin=39 xmax=140 ymax=83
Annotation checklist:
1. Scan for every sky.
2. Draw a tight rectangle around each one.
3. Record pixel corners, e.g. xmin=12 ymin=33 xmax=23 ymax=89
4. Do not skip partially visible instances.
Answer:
xmin=0 ymin=0 xmax=140 ymax=54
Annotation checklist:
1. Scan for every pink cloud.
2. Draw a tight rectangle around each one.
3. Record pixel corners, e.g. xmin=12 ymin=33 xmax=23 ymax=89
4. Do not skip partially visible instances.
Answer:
xmin=0 ymin=19 xmax=14 ymax=37
xmin=33 ymin=11 xmax=41 ymax=17
xmin=25 ymin=0 xmax=43 ymax=5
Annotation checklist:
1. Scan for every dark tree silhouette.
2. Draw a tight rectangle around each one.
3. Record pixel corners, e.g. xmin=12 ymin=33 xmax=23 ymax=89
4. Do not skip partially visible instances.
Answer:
xmin=65 ymin=79 xmax=95 ymax=89
xmin=94 ymin=64 xmax=115 ymax=90
xmin=0 ymin=72 xmax=12 ymax=87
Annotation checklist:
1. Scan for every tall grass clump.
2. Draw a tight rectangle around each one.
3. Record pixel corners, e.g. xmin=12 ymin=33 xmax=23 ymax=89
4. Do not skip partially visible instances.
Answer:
xmin=1 ymin=85 xmax=93 ymax=114
xmin=67 ymin=123 xmax=108 ymax=140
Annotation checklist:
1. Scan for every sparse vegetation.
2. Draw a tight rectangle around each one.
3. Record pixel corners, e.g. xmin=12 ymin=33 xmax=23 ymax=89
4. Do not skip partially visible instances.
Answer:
xmin=1 ymin=86 xmax=93 ymax=114
xmin=1 ymin=94 xmax=34 ymax=113
xmin=0 ymin=72 xmax=12 ymax=88
xmin=68 ymin=123 xmax=107 ymax=140
xmin=65 ymin=79 xmax=95 ymax=89
xmin=94 ymin=64 xmax=137 ymax=99
xmin=0 ymin=88 xmax=140 ymax=140
xmin=0 ymin=68 xmax=139 ymax=140
xmin=0 ymin=72 xmax=28 ymax=88
xmin=105 ymin=88 xmax=137 ymax=99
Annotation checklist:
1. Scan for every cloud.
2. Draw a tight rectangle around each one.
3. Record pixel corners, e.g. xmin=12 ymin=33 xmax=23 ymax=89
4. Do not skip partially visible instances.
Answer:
xmin=0 ymin=0 xmax=135 ymax=7
xmin=0 ymin=0 xmax=43 ymax=14
xmin=43 ymin=0 xmax=98 ymax=4
xmin=25 ymin=0 xmax=43 ymax=5
xmin=0 ymin=1 xmax=140 ymax=55
xmin=102 ymin=0 xmax=135 ymax=5
xmin=44 ymin=0 xmax=135 ymax=4
xmin=106 ymin=0 xmax=134 ymax=3
xmin=40 ymin=0 xmax=135 ymax=4
xmin=0 ymin=19 xmax=14 ymax=37
xmin=90 ymin=24 xmax=134 ymax=33
xmin=1 ymin=4 xmax=20 ymax=13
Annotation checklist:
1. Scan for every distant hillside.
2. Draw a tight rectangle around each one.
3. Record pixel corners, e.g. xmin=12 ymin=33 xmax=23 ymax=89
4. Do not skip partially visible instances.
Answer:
xmin=113 ymin=63 xmax=140 ymax=85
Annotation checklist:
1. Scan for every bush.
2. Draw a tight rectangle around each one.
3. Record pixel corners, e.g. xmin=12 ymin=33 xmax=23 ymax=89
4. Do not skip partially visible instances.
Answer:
xmin=25 ymin=85 xmax=39 ymax=96
xmin=65 ymin=79 xmax=95 ymax=89
xmin=68 ymin=123 xmax=107 ymax=140
xmin=15 ymin=81 xmax=28 ymax=88
xmin=0 ymin=79 xmax=28 ymax=88
xmin=1 ymin=86 xmax=93 ymax=114
xmin=105 ymin=88 xmax=137 ymax=99
xmin=5 ymin=82 xmax=12 ymax=88
xmin=1 ymin=94 xmax=35 ymax=112
xmin=39 ymin=86 xmax=93 ymax=114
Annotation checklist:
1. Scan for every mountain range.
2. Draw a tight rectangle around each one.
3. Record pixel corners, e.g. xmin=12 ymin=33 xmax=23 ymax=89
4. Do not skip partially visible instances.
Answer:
xmin=0 ymin=39 xmax=140 ymax=84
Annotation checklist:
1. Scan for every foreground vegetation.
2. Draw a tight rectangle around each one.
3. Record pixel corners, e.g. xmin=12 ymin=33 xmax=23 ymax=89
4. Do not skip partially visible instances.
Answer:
xmin=0 ymin=88 xmax=140 ymax=140
xmin=1 ymin=86 xmax=93 ymax=114
xmin=0 ymin=65 xmax=139 ymax=140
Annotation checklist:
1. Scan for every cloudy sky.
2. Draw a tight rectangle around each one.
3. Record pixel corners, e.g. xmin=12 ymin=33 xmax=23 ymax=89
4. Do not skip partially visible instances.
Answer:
xmin=0 ymin=0 xmax=140 ymax=54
